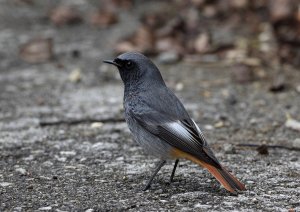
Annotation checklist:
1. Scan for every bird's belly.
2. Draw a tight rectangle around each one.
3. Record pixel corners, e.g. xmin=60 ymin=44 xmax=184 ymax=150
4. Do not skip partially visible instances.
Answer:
xmin=126 ymin=117 xmax=173 ymax=159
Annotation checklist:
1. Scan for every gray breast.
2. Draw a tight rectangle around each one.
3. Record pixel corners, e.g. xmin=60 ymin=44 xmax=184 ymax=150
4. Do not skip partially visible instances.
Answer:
xmin=125 ymin=115 xmax=173 ymax=159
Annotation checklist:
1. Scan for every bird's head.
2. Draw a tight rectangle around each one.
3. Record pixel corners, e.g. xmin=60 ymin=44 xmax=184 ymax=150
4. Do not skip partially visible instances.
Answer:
xmin=103 ymin=52 xmax=164 ymax=87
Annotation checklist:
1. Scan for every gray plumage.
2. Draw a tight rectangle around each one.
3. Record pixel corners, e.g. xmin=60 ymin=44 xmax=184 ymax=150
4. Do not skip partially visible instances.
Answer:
xmin=103 ymin=52 xmax=246 ymax=193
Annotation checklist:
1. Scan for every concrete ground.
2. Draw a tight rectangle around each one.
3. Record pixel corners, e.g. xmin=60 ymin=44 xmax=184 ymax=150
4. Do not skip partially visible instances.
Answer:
xmin=0 ymin=1 xmax=299 ymax=211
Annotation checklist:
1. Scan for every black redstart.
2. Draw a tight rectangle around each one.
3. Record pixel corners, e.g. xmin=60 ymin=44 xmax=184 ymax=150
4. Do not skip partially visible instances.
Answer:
xmin=103 ymin=52 xmax=246 ymax=194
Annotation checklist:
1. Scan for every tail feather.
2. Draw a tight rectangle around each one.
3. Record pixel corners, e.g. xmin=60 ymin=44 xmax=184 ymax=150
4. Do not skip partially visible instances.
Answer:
xmin=218 ymin=166 xmax=246 ymax=191
xmin=171 ymin=148 xmax=246 ymax=194
xmin=195 ymin=160 xmax=246 ymax=194
xmin=202 ymin=162 xmax=237 ymax=194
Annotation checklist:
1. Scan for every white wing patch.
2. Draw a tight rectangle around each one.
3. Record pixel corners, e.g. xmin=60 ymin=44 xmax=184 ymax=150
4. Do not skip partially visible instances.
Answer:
xmin=166 ymin=122 xmax=194 ymax=141
xmin=192 ymin=119 xmax=207 ymax=143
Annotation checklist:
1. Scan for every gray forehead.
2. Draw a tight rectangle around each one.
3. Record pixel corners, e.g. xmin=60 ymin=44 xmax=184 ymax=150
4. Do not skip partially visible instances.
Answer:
xmin=116 ymin=52 xmax=148 ymax=62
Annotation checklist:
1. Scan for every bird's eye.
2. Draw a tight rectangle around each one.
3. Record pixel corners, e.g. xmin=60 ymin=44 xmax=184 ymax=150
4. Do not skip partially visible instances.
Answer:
xmin=125 ymin=61 xmax=133 ymax=69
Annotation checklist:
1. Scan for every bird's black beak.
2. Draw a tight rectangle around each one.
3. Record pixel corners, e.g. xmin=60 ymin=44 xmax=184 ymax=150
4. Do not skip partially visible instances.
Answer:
xmin=103 ymin=59 xmax=121 ymax=68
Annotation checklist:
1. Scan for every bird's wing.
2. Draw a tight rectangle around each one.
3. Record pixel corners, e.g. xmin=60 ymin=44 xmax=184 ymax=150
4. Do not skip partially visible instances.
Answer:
xmin=130 ymin=108 xmax=221 ymax=168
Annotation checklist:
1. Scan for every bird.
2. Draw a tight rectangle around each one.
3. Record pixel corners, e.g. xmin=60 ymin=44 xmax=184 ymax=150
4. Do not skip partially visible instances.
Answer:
xmin=103 ymin=52 xmax=246 ymax=194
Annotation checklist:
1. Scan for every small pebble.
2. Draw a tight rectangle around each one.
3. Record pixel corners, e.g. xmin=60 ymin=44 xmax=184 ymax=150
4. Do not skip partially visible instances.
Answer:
xmin=60 ymin=151 xmax=76 ymax=156
xmin=214 ymin=121 xmax=224 ymax=128
xmin=15 ymin=168 xmax=27 ymax=175
xmin=204 ymin=125 xmax=214 ymax=130
xmin=91 ymin=122 xmax=104 ymax=128
xmin=224 ymin=144 xmax=236 ymax=154
xmin=27 ymin=185 xmax=34 ymax=189
xmin=69 ymin=68 xmax=82 ymax=83
xmin=290 ymin=157 xmax=298 ymax=162
xmin=175 ymin=82 xmax=184 ymax=91
xmin=250 ymin=118 xmax=257 ymax=124
xmin=0 ymin=182 xmax=12 ymax=187
xmin=38 ymin=206 xmax=52 ymax=211
xmin=290 ymin=138 xmax=300 ymax=148
xmin=285 ymin=118 xmax=300 ymax=132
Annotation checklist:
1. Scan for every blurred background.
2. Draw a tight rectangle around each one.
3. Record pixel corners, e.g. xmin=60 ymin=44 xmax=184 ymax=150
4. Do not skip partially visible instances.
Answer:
xmin=0 ymin=0 xmax=300 ymax=93
xmin=1 ymin=0 xmax=300 ymax=131
xmin=2 ymin=0 xmax=300 ymax=72
xmin=0 ymin=0 xmax=300 ymax=211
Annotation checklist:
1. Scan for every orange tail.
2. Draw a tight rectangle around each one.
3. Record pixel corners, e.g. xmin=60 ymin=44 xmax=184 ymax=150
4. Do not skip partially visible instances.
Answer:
xmin=199 ymin=161 xmax=246 ymax=194
xmin=172 ymin=149 xmax=246 ymax=194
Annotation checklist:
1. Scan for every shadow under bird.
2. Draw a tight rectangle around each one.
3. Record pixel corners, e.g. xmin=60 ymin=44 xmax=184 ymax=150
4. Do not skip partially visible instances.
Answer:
xmin=103 ymin=52 xmax=246 ymax=195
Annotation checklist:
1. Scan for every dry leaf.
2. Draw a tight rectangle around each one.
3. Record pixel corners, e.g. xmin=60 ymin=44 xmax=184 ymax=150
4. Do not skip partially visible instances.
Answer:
xmin=256 ymin=144 xmax=269 ymax=155
xmin=89 ymin=9 xmax=118 ymax=28
xmin=19 ymin=38 xmax=53 ymax=63
xmin=111 ymin=0 xmax=133 ymax=9
xmin=269 ymin=0 xmax=294 ymax=22
xmin=115 ymin=25 xmax=155 ymax=54
xmin=133 ymin=26 xmax=155 ymax=53
xmin=49 ymin=6 xmax=82 ymax=26
xmin=194 ymin=33 xmax=210 ymax=53
xmin=229 ymin=0 xmax=248 ymax=9
xmin=114 ymin=41 xmax=136 ymax=53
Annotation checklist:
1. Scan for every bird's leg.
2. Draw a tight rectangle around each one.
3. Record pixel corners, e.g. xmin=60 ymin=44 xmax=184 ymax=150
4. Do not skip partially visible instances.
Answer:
xmin=143 ymin=160 xmax=166 ymax=191
xmin=169 ymin=159 xmax=179 ymax=183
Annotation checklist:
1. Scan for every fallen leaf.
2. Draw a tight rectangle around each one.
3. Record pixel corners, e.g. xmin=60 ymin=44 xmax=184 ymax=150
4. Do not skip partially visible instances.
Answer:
xmin=269 ymin=0 xmax=295 ymax=22
xmin=115 ymin=25 xmax=155 ymax=54
xmin=111 ymin=0 xmax=133 ymax=9
xmin=133 ymin=26 xmax=155 ymax=53
xmin=296 ymin=5 xmax=300 ymax=22
xmin=89 ymin=9 xmax=118 ymax=28
xmin=19 ymin=38 xmax=53 ymax=63
xmin=114 ymin=41 xmax=136 ymax=53
xmin=229 ymin=0 xmax=248 ymax=9
xmin=190 ymin=0 xmax=205 ymax=8
xmin=256 ymin=144 xmax=269 ymax=155
xmin=194 ymin=33 xmax=211 ymax=53
xmin=203 ymin=5 xmax=217 ymax=18
xmin=49 ymin=6 xmax=82 ymax=26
